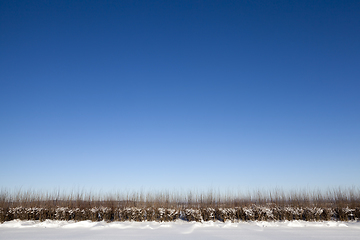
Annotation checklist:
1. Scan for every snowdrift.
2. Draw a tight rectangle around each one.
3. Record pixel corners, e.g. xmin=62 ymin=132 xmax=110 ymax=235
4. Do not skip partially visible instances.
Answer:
xmin=1 ymin=220 xmax=360 ymax=240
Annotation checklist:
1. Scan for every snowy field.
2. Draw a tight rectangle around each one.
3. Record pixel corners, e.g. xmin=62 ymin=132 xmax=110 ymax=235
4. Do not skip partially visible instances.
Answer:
xmin=1 ymin=220 xmax=360 ymax=240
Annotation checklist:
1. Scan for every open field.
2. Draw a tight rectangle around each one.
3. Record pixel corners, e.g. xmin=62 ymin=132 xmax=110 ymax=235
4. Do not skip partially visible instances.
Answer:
xmin=1 ymin=188 xmax=359 ymax=222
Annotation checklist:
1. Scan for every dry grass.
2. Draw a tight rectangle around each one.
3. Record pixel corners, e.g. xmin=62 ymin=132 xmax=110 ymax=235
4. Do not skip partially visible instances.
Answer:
xmin=1 ymin=188 xmax=359 ymax=223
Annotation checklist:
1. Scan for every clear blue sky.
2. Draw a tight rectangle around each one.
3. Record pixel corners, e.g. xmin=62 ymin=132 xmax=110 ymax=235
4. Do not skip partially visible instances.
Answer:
xmin=1 ymin=0 xmax=359 ymax=193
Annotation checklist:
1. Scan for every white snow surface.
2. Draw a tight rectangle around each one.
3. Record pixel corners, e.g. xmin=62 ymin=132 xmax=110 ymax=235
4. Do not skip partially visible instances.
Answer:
xmin=1 ymin=220 xmax=360 ymax=240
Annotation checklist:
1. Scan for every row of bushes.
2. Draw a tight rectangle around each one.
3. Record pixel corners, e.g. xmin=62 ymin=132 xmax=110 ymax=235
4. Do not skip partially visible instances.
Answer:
xmin=1 ymin=206 xmax=359 ymax=223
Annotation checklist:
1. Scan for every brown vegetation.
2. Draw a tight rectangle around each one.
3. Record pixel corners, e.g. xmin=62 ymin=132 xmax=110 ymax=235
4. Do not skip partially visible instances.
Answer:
xmin=1 ymin=188 xmax=359 ymax=223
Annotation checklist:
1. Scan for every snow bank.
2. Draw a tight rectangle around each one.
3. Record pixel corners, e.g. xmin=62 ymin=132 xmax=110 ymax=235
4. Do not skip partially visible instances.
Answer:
xmin=1 ymin=220 xmax=360 ymax=240
xmin=0 ymin=219 xmax=357 ymax=229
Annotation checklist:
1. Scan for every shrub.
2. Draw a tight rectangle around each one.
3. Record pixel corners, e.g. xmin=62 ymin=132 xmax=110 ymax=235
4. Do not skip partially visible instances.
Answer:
xmin=1 ymin=188 xmax=359 ymax=223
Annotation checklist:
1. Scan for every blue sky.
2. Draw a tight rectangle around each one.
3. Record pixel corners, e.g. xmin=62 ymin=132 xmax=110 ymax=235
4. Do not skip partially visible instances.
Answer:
xmin=1 ymin=0 xmax=359 ymax=193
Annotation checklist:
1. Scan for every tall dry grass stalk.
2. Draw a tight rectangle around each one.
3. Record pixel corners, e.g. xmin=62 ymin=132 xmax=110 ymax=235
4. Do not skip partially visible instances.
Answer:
xmin=1 ymin=188 xmax=359 ymax=223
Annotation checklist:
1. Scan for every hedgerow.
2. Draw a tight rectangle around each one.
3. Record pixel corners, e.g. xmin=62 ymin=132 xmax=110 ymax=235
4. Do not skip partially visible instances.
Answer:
xmin=1 ymin=188 xmax=359 ymax=223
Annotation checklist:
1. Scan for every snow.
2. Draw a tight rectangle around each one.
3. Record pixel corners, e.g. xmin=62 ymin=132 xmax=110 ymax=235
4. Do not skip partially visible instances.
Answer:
xmin=1 ymin=220 xmax=360 ymax=240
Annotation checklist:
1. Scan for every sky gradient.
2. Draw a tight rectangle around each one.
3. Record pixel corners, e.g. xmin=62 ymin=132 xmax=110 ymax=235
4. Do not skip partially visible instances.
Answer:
xmin=1 ymin=0 xmax=359 ymax=193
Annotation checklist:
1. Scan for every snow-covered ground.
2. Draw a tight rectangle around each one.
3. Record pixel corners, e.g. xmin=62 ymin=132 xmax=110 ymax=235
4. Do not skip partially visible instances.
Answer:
xmin=1 ymin=220 xmax=360 ymax=240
